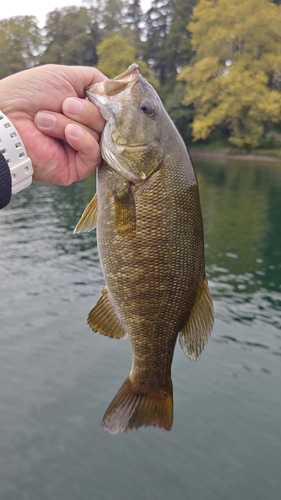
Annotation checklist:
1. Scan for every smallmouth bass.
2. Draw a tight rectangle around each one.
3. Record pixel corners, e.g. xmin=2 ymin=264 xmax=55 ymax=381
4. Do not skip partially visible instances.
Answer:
xmin=74 ymin=64 xmax=214 ymax=433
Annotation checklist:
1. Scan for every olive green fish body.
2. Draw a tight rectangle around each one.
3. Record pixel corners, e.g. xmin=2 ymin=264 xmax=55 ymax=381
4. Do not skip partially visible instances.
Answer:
xmin=75 ymin=64 xmax=214 ymax=433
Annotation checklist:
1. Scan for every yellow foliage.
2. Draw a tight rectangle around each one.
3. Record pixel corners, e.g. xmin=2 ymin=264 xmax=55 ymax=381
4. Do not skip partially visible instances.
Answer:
xmin=179 ymin=0 xmax=281 ymax=149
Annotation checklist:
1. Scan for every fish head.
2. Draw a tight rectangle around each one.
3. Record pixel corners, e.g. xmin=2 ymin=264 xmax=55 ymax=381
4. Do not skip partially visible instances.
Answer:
xmin=86 ymin=64 xmax=164 ymax=184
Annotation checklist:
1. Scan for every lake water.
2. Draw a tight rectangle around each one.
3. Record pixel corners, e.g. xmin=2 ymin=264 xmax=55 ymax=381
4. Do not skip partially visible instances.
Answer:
xmin=0 ymin=156 xmax=280 ymax=500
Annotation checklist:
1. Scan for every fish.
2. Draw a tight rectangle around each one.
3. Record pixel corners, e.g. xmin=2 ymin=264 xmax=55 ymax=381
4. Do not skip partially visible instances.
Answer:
xmin=74 ymin=64 xmax=214 ymax=434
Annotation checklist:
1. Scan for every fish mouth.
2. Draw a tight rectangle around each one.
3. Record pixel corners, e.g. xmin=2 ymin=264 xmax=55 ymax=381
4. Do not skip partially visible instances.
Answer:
xmin=85 ymin=64 xmax=153 ymax=184
xmin=86 ymin=64 xmax=140 ymax=100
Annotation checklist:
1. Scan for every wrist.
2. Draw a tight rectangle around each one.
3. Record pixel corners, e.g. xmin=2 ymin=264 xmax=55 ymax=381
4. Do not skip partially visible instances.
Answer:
xmin=0 ymin=110 xmax=33 ymax=194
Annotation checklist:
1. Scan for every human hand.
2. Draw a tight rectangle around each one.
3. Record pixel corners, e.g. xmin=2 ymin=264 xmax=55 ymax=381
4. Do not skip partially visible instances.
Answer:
xmin=0 ymin=64 xmax=106 ymax=185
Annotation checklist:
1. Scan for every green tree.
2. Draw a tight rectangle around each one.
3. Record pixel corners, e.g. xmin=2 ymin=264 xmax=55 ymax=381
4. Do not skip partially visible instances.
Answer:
xmin=124 ymin=0 xmax=143 ymax=36
xmin=0 ymin=16 xmax=42 ymax=79
xmin=142 ymin=0 xmax=199 ymax=84
xmin=97 ymin=35 xmax=135 ymax=77
xmin=143 ymin=0 xmax=174 ymax=85
xmin=122 ymin=0 xmax=145 ymax=56
xmin=96 ymin=35 xmax=159 ymax=87
xmin=40 ymin=7 xmax=100 ymax=66
xmin=101 ymin=0 xmax=126 ymax=34
xmin=165 ymin=0 xmax=198 ymax=76
xmin=179 ymin=0 xmax=281 ymax=149
xmin=161 ymin=82 xmax=193 ymax=142
xmin=140 ymin=0 xmax=198 ymax=138
xmin=101 ymin=0 xmax=145 ymax=55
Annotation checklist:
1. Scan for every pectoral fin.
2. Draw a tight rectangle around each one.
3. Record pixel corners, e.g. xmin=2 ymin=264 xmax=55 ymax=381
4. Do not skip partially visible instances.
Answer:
xmin=73 ymin=193 xmax=98 ymax=233
xmin=179 ymin=277 xmax=214 ymax=360
xmin=88 ymin=287 xmax=127 ymax=339
xmin=114 ymin=183 xmax=136 ymax=234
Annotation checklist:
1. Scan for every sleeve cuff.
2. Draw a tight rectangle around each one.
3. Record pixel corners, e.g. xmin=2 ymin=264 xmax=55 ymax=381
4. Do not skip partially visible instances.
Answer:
xmin=0 ymin=153 xmax=12 ymax=209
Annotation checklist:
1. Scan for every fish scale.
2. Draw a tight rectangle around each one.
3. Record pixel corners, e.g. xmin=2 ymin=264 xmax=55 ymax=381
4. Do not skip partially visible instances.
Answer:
xmin=74 ymin=64 xmax=214 ymax=433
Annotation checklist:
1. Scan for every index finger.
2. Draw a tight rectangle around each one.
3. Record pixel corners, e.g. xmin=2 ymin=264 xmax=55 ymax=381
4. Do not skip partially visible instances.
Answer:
xmin=62 ymin=65 xmax=106 ymax=98
xmin=62 ymin=97 xmax=105 ymax=135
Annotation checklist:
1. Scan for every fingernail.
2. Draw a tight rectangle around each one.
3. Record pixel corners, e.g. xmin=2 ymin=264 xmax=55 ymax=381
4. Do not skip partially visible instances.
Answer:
xmin=67 ymin=124 xmax=83 ymax=138
xmin=64 ymin=98 xmax=83 ymax=116
xmin=36 ymin=111 xmax=56 ymax=128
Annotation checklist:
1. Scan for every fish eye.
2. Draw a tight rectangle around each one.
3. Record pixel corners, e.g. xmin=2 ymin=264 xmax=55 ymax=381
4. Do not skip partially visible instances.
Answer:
xmin=139 ymin=99 xmax=155 ymax=116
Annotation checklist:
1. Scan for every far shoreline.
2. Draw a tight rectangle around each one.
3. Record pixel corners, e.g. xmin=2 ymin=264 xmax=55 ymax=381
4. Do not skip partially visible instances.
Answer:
xmin=188 ymin=147 xmax=281 ymax=163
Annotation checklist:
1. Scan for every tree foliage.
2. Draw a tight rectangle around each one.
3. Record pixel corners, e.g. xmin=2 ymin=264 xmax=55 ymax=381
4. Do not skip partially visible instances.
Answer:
xmin=164 ymin=0 xmax=197 ymax=76
xmin=179 ymin=0 xmax=281 ymax=149
xmin=124 ymin=0 xmax=143 ymax=37
xmin=142 ymin=0 xmax=173 ymax=85
xmin=161 ymin=81 xmax=193 ymax=142
xmin=142 ymin=0 xmax=196 ymax=85
xmin=0 ymin=16 xmax=42 ymax=79
xmin=40 ymin=7 xmax=100 ymax=66
xmin=96 ymin=35 xmax=135 ymax=77
xmin=1 ymin=0 xmax=281 ymax=150
xmin=96 ymin=35 xmax=159 ymax=87
xmin=100 ymin=0 xmax=127 ymax=34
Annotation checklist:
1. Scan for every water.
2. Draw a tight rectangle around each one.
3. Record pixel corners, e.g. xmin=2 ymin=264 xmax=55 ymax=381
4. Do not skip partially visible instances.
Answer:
xmin=0 ymin=157 xmax=280 ymax=500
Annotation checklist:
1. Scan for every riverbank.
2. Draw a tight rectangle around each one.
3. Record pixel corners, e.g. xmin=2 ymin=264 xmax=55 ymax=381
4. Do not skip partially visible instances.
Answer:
xmin=188 ymin=147 xmax=281 ymax=163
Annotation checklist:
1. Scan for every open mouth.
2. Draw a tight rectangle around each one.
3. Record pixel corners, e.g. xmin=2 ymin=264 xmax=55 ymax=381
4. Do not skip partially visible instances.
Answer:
xmin=86 ymin=64 xmax=140 ymax=99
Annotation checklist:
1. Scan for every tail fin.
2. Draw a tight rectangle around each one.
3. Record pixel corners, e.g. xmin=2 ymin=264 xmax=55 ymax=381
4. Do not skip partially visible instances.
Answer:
xmin=102 ymin=377 xmax=173 ymax=434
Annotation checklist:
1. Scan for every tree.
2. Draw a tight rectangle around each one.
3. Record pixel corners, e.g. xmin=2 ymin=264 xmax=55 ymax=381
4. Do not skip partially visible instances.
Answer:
xmin=179 ymin=0 xmax=281 ymax=149
xmin=97 ymin=35 xmax=135 ymax=77
xmin=40 ymin=7 xmax=100 ymax=66
xmin=164 ymin=0 xmax=198 ymax=76
xmin=124 ymin=0 xmax=143 ymax=37
xmin=96 ymin=35 xmax=159 ymax=87
xmin=142 ymin=0 xmax=199 ymax=84
xmin=161 ymin=82 xmax=193 ymax=142
xmin=143 ymin=0 xmax=174 ymax=85
xmin=0 ymin=16 xmax=42 ymax=79
xmin=99 ymin=0 xmax=127 ymax=35
xmin=121 ymin=0 xmax=145 ymax=56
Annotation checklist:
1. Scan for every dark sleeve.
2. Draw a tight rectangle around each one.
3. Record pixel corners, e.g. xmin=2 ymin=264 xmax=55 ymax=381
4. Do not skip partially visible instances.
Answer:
xmin=0 ymin=153 xmax=12 ymax=209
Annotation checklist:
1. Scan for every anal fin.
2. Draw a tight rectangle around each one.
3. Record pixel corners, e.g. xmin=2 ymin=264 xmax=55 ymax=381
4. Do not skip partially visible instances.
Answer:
xmin=179 ymin=277 xmax=214 ymax=360
xmin=88 ymin=287 xmax=127 ymax=339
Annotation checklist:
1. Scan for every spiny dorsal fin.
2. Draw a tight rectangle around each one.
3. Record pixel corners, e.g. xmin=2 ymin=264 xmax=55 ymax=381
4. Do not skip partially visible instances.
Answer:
xmin=73 ymin=193 xmax=98 ymax=233
xmin=88 ymin=287 xmax=127 ymax=339
xmin=179 ymin=277 xmax=214 ymax=361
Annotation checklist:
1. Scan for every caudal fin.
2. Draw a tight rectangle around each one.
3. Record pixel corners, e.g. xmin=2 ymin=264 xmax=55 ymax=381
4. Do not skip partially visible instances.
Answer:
xmin=102 ymin=377 xmax=173 ymax=434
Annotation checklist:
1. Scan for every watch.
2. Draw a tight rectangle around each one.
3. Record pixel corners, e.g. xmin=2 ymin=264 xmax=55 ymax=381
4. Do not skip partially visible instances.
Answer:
xmin=0 ymin=110 xmax=33 ymax=194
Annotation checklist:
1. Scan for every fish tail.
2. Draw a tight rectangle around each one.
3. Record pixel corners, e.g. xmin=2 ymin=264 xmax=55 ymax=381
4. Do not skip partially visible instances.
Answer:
xmin=102 ymin=376 xmax=173 ymax=434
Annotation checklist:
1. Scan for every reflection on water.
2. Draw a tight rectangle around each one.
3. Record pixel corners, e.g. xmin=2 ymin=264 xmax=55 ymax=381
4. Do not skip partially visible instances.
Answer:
xmin=196 ymin=159 xmax=281 ymax=333
xmin=0 ymin=158 xmax=280 ymax=500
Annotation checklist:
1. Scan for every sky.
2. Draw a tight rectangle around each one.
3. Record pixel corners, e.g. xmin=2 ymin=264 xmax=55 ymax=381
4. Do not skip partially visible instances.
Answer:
xmin=0 ymin=0 xmax=152 ymax=27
